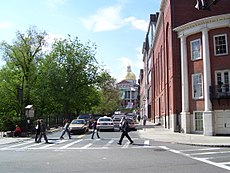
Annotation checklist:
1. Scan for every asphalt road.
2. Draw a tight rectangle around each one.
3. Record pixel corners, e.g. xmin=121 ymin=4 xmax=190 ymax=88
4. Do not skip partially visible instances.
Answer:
xmin=0 ymin=129 xmax=229 ymax=173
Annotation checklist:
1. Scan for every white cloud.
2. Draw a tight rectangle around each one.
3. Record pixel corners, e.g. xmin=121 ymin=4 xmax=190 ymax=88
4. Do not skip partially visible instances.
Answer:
xmin=125 ymin=17 xmax=148 ymax=32
xmin=81 ymin=4 xmax=148 ymax=32
xmin=0 ymin=22 xmax=14 ymax=29
xmin=115 ymin=47 xmax=143 ymax=81
xmin=81 ymin=5 xmax=125 ymax=32
xmin=133 ymin=46 xmax=144 ymax=69
xmin=46 ymin=0 xmax=66 ymax=11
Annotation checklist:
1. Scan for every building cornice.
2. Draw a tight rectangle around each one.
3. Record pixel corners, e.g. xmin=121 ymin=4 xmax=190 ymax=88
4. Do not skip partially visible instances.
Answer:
xmin=174 ymin=14 xmax=230 ymax=38
xmin=151 ymin=0 xmax=166 ymax=52
xmin=160 ymin=0 xmax=167 ymax=12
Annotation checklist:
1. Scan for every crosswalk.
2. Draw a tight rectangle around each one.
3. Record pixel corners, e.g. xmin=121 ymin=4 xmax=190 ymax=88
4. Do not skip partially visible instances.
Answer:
xmin=164 ymin=146 xmax=230 ymax=171
xmin=0 ymin=138 xmax=161 ymax=151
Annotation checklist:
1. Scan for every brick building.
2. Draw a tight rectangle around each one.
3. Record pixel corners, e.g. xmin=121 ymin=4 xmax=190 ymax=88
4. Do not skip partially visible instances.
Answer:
xmin=140 ymin=0 xmax=230 ymax=135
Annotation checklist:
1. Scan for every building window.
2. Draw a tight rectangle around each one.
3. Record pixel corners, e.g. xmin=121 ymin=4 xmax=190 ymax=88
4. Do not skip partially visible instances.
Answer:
xmin=215 ymin=70 xmax=230 ymax=97
xmin=192 ymin=73 xmax=203 ymax=99
xmin=190 ymin=39 xmax=201 ymax=61
xmin=214 ymin=34 xmax=228 ymax=56
xmin=194 ymin=112 xmax=203 ymax=132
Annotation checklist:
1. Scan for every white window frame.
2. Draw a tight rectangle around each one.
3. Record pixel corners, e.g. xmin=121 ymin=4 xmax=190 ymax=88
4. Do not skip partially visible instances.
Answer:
xmin=190 ymin=39 xmax=201 ymax=61
xmin=193 ymin=111 xmax=203 ymax=133
xmin=215 ymin=70 xmax=230 ymax=94
xmin=192 ymin=73 xmax=203 ymax=99
xmin=213 ymin=34 xmax=228 ymax=56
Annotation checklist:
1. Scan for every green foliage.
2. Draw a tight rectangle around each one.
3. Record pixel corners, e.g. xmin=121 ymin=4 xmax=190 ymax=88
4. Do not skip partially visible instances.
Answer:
xmin=91 ymin=71 xmax=120 ymax=114
xmin=0 ymin=27 xmax=120 ymax=130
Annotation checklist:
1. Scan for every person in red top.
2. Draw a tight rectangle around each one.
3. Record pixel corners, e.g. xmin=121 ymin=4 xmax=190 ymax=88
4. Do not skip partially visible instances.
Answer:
xmin=14 ymin=125 xmax=22 ymax=137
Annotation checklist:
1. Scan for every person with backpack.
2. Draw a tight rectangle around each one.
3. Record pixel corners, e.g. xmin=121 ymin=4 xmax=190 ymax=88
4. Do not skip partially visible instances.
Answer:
xmin=117 ymin=116 xmax=133 ymax=145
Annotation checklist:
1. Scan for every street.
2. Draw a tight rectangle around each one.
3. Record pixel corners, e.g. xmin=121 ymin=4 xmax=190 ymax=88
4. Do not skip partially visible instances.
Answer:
xmin=0 ymin=129 xmax=230 ymax=173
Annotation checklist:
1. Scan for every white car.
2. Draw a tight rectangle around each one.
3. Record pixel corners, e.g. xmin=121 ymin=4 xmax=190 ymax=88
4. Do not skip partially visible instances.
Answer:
xmin=97 ymin=116 xmax=114 ymax=131
xmin=112 ymin=114 xmax=124 ymax=128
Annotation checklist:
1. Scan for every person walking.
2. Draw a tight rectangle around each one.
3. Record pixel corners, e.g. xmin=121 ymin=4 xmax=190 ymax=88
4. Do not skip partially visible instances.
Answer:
xmin=91 ymin=119 xmax=100 ymax=139
xmin=35 ymin=119 xmax=41 ymax=143
xmin=117 ymin=117 xmax=133 ymax=145
xmin=37 ymin=119 xmax=49 ymax=143
xmin=143 ymin=115 xmax=147 ymax=126
xmin=60 ymin=119 xmax=71 ymax=139
xmin=137 ymin=114 xmax=141 ymax=123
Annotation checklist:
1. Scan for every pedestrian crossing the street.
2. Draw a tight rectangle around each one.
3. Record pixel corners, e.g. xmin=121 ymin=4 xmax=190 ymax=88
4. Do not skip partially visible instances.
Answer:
xmin=163 ymin=146 xmax=230 ymax=171
xmin=0 ymin=138 xmax=161 ymax=151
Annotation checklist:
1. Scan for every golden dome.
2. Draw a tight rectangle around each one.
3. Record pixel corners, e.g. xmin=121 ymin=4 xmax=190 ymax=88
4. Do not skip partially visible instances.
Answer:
xmin=125 ymin=65 xmax=136 ymax=81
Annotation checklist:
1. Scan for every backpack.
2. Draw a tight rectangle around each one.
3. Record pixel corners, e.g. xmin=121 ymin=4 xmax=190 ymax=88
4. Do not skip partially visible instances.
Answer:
xmin=122 ymin=119 xmax=130 ymax=132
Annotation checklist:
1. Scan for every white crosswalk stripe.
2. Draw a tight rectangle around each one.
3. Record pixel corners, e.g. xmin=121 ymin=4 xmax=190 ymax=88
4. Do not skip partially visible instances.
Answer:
xmin=60 ymin=139 xmax=83 ymax=149
xmin=163 ymin=146 xmax=230 ymax=171
xmin=0 ymin=138 xmax=158 ymax=151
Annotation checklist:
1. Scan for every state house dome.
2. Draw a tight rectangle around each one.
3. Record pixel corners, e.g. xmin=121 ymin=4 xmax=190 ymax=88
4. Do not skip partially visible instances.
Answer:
xmin=125 ymin=65 xmax=136 ymax=81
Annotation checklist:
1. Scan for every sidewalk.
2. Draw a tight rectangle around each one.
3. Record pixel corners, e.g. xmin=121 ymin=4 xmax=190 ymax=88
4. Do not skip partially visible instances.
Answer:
xmin=0 ymin=128 xmax=60 ymax=145
xmin=138 ymin=121 xmax=230 ymax=147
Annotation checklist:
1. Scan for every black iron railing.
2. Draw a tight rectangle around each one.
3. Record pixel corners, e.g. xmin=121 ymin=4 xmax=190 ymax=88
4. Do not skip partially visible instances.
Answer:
xmin=210 ymin=84 xmax=230 ymax=99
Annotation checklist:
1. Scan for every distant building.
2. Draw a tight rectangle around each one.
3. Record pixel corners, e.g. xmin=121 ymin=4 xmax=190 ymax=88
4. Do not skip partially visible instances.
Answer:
xmin=140 ymin=0 xmax=230 ymax=136
xmin=117 ymin=65 xmax=139 ymax=110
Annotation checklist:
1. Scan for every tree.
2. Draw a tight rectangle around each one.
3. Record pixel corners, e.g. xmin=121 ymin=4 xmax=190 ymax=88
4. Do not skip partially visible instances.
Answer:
xmin=0 ymin=26 xmax=120 ymax=130
xmin=0 ymin=26 xmax=47 ymax=117
xmin=92 ymin=71 xmax=120 ymax=114
xmin=41 ymin=35 xmax=101 ymax=116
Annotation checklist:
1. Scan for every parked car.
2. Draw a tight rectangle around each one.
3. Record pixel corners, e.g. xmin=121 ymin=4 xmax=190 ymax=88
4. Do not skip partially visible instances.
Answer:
xmin=69 ymin=119 xmax=89 ymax=134
xmin=97 ymin=116 xmax=114 ymax=131
xmin=77 ymin=114 xmax=92 ymax=127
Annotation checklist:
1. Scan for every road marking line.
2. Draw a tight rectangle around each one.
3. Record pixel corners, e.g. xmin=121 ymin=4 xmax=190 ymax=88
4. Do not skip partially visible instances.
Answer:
xmin=122 ymin=142 xmax=129 ymax=148
xmin=144 ymin=140 xmax=150 ymax=147
xmin=0 ymin=140 xmax=35 ymax=150
xmin=102 ymin=139 xmax=114 ymax=148
xmin=162 ymin=146 xmax=230 ymax=171
xmin=195 ymin=157 xmax=230 ymax=171
xmin=81 ymin=143 xmax=93 ymax=149
xmin=21 ymin=143 xmax=42 ymax=149
xmin=179 ymin=148 xmax=221 ymax=152
xmin=60 ymin=139 xmax=83 ymax=149
xmin=77 ymin=135 xmax=85 ymax=139
xmin=189 ymin=150 xmax=230 ymax=156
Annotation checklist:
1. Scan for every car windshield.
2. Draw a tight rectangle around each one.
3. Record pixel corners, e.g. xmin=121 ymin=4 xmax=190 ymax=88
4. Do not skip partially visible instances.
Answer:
xmin=99 ymin=118 xmax=112 ymax=122
xmin=71 ymin=120 xmax=85 ymax=124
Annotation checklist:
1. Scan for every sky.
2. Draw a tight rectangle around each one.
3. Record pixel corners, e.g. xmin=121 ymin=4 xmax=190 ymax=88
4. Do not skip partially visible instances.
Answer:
xmin=0 ymin=0 xmax=160 ymax=82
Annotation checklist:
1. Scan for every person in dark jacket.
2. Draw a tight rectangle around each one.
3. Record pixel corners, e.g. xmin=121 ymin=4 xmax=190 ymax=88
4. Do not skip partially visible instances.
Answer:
xmin=37 ymin=119 xmax=49 ymax=143
xmin=91 ymin=119 xmax=100 ymax=139
xmin=117 ymin=117 xmax=133 ymax=145
xmin=35 ymin=119 xmax=41 ymax=143
xmin=60 ymin=119 xmax=71 ymax=139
